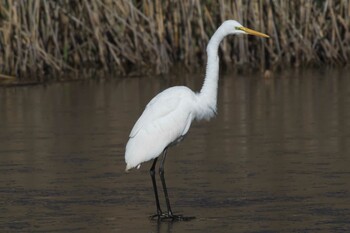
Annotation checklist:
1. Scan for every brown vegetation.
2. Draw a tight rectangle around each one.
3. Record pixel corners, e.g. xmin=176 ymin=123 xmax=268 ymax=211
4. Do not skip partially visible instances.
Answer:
xmin=0 ymin=0 xmax=349 ymax=78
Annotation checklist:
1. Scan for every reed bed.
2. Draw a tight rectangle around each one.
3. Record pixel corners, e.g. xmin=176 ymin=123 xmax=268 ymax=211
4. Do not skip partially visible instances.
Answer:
xmin=0 ymin=0 xmax=349 ymax=78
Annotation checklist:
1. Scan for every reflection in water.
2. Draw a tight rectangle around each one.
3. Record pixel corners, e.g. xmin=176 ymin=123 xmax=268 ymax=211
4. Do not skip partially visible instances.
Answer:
xmin=154 ymin=220 xmax=173 ymax=233
xmin=0 ymin=69 xmax=350 ymax=232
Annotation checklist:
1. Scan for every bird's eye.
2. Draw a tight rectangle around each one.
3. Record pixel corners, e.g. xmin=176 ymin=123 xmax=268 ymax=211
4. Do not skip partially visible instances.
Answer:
xmin=235 ymin=26 xmax=243 ymax=30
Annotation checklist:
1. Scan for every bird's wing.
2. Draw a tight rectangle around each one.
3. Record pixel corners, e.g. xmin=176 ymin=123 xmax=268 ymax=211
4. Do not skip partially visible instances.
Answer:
xmin=129 ymin=91 xmax=182 ymax=138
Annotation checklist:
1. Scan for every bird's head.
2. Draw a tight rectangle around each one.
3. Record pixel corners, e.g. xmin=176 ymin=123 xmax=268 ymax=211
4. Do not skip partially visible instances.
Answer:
xmin=220 ymin=20 xmax=269 ymax=38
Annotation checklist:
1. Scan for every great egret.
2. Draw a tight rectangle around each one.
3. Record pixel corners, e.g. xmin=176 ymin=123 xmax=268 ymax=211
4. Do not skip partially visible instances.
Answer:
xmin=125 ymin=20 xmax=269 ymax=221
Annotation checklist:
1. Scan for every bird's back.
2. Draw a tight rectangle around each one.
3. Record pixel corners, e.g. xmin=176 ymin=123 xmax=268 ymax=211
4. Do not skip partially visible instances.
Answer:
xmin=125 ymin=86 xmax=197 ymax=171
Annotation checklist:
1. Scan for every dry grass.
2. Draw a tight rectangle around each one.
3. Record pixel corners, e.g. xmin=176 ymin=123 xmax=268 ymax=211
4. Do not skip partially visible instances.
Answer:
xmin=0 ymin=0 xmax=349 ymax=78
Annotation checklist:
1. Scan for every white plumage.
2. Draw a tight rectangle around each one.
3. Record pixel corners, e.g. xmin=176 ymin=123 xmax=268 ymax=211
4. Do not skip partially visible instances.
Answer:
xmin=124 ymin=20 xmax=269 ymax=171
xmin=124 ymin=20 xmax=269 ymax=220
xmin=125 ymin=86 xmax=199 ymax=170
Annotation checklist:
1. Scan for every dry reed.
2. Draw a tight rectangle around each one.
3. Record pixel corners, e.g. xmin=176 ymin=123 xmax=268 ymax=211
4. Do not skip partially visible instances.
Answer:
xmin=0 ymin=0 xmax=349 ymax=78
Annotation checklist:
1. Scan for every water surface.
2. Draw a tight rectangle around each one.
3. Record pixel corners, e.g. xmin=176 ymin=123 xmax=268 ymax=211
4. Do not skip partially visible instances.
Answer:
xmin=1 ymin=69 xmax=350 ymax=232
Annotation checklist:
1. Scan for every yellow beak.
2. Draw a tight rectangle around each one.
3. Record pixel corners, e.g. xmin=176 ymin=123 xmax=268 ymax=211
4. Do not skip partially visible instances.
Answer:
xmin=238 ymin=26 xmax=269 ymax=38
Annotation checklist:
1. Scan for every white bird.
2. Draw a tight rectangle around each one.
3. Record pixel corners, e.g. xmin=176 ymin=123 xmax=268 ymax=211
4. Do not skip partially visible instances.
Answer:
xmin=125 ymin=20 xmax=269 ymax=221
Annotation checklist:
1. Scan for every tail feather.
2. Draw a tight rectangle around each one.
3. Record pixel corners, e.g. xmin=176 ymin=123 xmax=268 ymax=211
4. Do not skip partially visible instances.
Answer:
xmin=125 ymin=163 xmax=141 ymax=172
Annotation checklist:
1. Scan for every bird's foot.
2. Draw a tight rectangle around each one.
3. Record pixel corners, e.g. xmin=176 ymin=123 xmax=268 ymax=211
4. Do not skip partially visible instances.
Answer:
xmin=150 ymin=212 xmax=195 ymax=222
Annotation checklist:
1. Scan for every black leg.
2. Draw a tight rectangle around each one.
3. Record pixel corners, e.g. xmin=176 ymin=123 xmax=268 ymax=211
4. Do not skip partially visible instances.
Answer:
xmin=151 ymin=149 xmax=196 ymax=222
xmin=150 ymin=158 xmax=162 ymax=216
xmin=159 ymin=149 xmax=173 ymax=216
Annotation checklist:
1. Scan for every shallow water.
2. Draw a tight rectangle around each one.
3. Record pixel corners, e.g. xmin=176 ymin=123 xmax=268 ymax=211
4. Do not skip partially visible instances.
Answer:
xmin=1 ymin=69 xmax=350 ymax=232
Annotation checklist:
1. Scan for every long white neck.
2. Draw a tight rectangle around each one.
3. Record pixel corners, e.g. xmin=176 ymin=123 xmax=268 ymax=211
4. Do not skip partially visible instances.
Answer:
xmin=197 ymin=27 xmax=227 ymax=120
